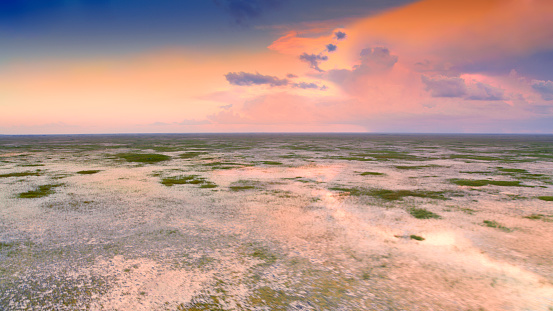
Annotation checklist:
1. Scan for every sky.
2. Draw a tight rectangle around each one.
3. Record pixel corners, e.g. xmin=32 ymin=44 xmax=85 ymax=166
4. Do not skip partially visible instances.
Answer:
xmin=1 ymin=0 xmax=553 ymax=134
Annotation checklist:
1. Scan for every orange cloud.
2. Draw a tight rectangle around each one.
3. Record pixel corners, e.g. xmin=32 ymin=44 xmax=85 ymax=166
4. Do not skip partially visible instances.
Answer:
xmin=268 ymin=30 xmax=336 ymax=56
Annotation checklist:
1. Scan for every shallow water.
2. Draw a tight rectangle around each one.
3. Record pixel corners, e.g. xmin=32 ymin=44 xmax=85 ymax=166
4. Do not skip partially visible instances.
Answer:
xmin=0 ymin=133 xmax=552 ymax=310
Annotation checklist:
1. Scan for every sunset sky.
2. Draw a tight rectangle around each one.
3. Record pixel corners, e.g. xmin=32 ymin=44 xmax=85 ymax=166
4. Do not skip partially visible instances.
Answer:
xmin=2 ymin=0 xmax=553 ymax=134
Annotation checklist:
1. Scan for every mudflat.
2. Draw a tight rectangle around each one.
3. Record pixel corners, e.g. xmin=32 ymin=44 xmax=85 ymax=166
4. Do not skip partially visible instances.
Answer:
xmin=0 ymin=133 xmax=552 ymax=310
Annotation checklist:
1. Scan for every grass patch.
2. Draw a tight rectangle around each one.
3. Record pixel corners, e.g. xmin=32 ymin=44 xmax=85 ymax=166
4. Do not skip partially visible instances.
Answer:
xmin=0 ymin=170 xmax=42 ymax=178
xmin=449 ymin=154 xmax=502 ymax=161
xmin=116 ymin=153 xmax=171 ymax=163
xmin=330 ymin=156 xmax=373 ymax=161
xmin=450 ymin=179 xmax=522 ymax=187
xmin=450 ymin=179 xmax=489 ymax=186
xmin=489 ymin=180 xmax=522 ymax=186
xmin=408 ymin=208 xmax=441 ymax=219
xmin=483 ymin=220 xmax=511 ymax=232
xmin=445 ymin=205 xmax=476 ymax=214
xmin=250 ymin=247 xmax=277 ymax=265
xmin=204 ymin=161 xmax=252 ymax=170
xmin=161 ymin=175 xmax=199 ymax=186
xmin=360 ymin=171 xmax=385 ymax=176
xmin=200 ymin=181 xmax=218 ymax=188
xmin=524 ymin=214 xmax=552 ymax=221
xmin=395 ymin=165 xmax=440 ymax=170
xmin=161 ymin=175 xmax=217 ymax=188
xmin=229 ymin=180 xmax=261 ymax=191
xmin=329 ymin=187 xmax=448 ymax=201
xmin=538 ymin=196 xmax=553 ymax=201
xmin=410 ymin=235 xmax=425 ymax=241
xmin=177 ymin=296 xmax=224 ymax=311
xmin=0 ymin=241 xmax=15 ymax=250
xmin=248 ymin=286 xmax=291 ymax=309
xmin=18 ymin=184 xmax=62 ymax=198
xmin=76 ymin=170 xmax=101 ymax=175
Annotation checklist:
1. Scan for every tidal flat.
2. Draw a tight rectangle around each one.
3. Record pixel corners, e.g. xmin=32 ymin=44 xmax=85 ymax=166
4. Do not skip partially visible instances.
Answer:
xmin=0 ymin=133 xmax=552 ymax=310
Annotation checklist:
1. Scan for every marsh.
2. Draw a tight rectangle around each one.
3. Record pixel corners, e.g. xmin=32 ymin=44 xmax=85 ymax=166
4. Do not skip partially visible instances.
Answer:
xmin=0 ymin=134 xmax=552 ymax=310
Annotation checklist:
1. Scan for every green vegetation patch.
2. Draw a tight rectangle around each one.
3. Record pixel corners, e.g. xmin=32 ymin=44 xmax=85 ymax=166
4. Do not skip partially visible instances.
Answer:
xmin=200 ymin=182 xmax=218 ymax=188
xmin=394 ymin=165 xmax=440 ymax=170
xmin=250 ymin=247 xmax=277 ymax=265
xmin=538 ymin=196 xmax=553 ymax=201
xmin=449 ymin=154 xmax=502 ymax=161
xmin=457 ymin=207 xmax=476 ymax=214
xmin=360 ymin=171 xmax=385 ymax=176
xmin=329 ymin=187 xmax=448 ymax=201
xmin=408 ymin=208 xmax=441 ymax=219
xmin=483 ymin=220 xmax=511 ymax=232
xmin=0 ymin=170 xmax=42 ymax=178
xmin=490 ymin=180 xmax=522 ymax=186
xmin=116 ymin=153 xmax=171 ymax=163
xmin=330 ymin=156 xmax=373 ymax=161
xmin=524 ymin=214 xmax=552 ymax=221
xmin=0 ymin=241 xmax=15 ymax=250
xmin=229 ymin=180 xmax=262 ymax=191
xmin=177 ymin=297 xmax=224 ymax=311
xmin=450 ymin=179 xmax=522 ymax=187
xmin=18 ymin=184 xmax=62 ymax=198
xmin=460 ymin=170 xmax=494 ymax=174
xmin=204 ymin=161 xmax=252 ymax=170
xmin=410 ymin=235 xmax=425 ymax=241
xmin=76 ymin=170 xmax=101 ymax=175
xmin=161 ymin=175 xmax=217 ymax=188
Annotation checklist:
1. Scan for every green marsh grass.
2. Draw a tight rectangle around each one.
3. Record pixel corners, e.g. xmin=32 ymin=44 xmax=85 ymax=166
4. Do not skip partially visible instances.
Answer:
xmin=483 ymin=220 xmax=511 ymax=232
xmin=408 ymin=208 xmax=441 ymax=219
xmin=229 ymin=185 xmax=256 ymax=191
xmin=161 ymin=175 xmax=217 ymax=188
xmin=116 ymin=153 xmax=171 ymax=163
xmin=0 ymin=170 xmax=42 ymax=178
xmin=76 ymin=170 xmax=101 ymax=175
xmin=538 ymin=196 xmax=553 ymax=201
xmin=410 ymin=235 xmax=425 ymax=241
xmin=250 ymin=247 xmax=277 ymax=265
xmin=329 ymin=187 xmax=448 ymax=201
xmin=450 ymin=179 xmax=522 ymax=187
xmin=18 ymin=184 xmax=62 ymax=198
xmin=359 ymin=171 xmax=385 ymax=176
xmin=524 ymin=214 xmax=552 ymax=221
xmin=204 ymin=161 xmax=252 ymax=170
xmin=394 ymin=165 xmax=440 ymax=170
xmin=449 ymin=154 xmax=502 ymax=161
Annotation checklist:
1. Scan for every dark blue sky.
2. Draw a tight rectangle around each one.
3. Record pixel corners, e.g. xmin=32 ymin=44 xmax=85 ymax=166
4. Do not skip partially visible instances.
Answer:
xmin=0 ymin=0 xmax=416 ymax=59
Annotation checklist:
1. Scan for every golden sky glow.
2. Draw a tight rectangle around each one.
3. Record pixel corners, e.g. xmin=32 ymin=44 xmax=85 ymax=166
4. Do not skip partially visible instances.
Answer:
xmin=2 ymin=0 xmax=553 ymax=133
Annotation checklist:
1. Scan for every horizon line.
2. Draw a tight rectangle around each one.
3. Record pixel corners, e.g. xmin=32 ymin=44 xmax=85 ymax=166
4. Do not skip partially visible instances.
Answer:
xmin=2 ymin=132 xmax=553 ymax=137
